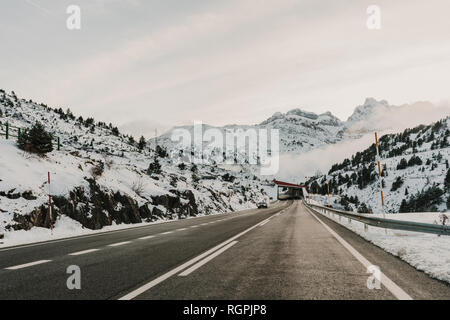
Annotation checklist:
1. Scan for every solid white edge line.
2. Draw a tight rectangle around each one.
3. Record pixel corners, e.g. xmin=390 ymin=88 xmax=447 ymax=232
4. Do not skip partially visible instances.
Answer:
xmin=179 ymin=241 xmax=238 ymax=276
xmin=108 ymin=241 xmax=132 ymax=247
xmin=305 ymin=205 xmax=413 ymax=300
xmin=259 ymin=220 xmax=270 ymax=227
xmin=69 ymin=248 xmax=100 ymax=256
xmin=118 ymin=215 xmax=274 ymax=300
xmin=6 ymin=259 xmax=52 ymax=270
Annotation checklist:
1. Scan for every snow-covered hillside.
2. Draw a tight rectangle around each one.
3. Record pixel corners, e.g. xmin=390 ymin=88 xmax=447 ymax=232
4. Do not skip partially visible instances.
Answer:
xmin=306 ymin=117 xmax=450 ymax=214
xmin=0 ymin=90 xmax=272 ymax=239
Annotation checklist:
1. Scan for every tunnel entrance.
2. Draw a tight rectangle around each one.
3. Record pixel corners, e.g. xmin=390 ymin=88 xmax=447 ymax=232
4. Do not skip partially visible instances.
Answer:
xmin=273 ymin=180 xmax=306 ymax=200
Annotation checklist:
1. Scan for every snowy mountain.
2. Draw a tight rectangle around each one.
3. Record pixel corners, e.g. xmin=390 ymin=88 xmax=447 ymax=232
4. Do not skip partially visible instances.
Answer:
xmin=0 ymin=90 xmax=273 ymax=235
xmin=153 ymin=98 xmax=450 ymax=161
xmin=153 ymin=107 xmax=345 ymax=156
xmin=305 ymin=117 xmax=450 ymax=214
xmin=346 ymin=98 xmax=390 ymax=124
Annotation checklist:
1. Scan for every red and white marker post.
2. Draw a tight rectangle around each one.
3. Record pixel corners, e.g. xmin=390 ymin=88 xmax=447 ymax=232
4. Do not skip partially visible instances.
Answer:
xmin=375 ymin=132 xmax=387 ymax=234
xmin=48 ymin=172 xmax=53 ymax=234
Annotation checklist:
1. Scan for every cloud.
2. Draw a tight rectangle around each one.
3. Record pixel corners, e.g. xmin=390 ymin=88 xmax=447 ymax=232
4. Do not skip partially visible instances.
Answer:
xmin=118 ymin=119 xmax=171 ymax=139
xmin=276 ymin=101 xmax=450 ymax=181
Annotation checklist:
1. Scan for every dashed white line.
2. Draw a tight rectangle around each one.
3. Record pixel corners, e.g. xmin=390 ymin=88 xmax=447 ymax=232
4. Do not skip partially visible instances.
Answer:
xmin=179 ymin=241 xmax=238 ymax=276
xmin=161 ymin=231 xmax=173 ymax=235
xmin=139 ymin=235 xmax=155 ymax=240
xmin=119 ymin=215 xmax=274 ymax=300
xmin=176 ymin=228 xmax=187 ymax=232
xmin=108 ymin=241 xmax=132 ymax=247
xmin=69 ymin=248 xmax=100 ymax=256
xmin=6 ymin=260 xmax=52 ymax=270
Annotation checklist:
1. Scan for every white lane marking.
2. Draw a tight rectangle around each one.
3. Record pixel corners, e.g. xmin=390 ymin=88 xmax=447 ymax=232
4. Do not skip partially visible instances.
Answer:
xmin=0 ymin=201 xmax=290 ymax=253
xmin=305 ymin=206 xmax=413 ymax=300
xmin=190 ymin=225 xmax=198 ymax=228
xmin=161 ymin=231 xmax=173 ymax=235
xmin=179 ymin=241 xmax=238 ymax=276
xmin=176 ymin=228 xmax=187 ymax=231
xmin=69 ymin=248 xmax=100 ymax=256
xmin=139 ymin=235 xmax=155 ymax=240
xmin=108 ymin=241 xmax=132 ymax=247
xmin=6 ymin=260 xmax=52 ymax=270
xmin=119 ymin=215 xmax=274 ymax=300
xmin=259 ymin=220 xmax=270 ymax=227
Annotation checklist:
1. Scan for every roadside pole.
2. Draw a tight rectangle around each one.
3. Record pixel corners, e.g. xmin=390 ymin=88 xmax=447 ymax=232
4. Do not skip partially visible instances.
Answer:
xmin=375 ymin=133 xmax=385 ymax=219
xmin=48 ymin=172 xmax=54 ymax=235
xmin=327 ymin=182 xmax=330 ymax=208
xmin=375 ymin=132 xmax=387 ymax=234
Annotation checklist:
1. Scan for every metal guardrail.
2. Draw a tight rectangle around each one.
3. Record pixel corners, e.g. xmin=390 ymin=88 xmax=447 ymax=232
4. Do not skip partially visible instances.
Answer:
xmin=304 ymin=200 xmax=450 ymax=236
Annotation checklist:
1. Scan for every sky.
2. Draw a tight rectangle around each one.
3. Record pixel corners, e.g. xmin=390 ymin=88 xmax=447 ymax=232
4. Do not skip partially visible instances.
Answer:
xmin=1 ymin=0 xmax=450 ymax=137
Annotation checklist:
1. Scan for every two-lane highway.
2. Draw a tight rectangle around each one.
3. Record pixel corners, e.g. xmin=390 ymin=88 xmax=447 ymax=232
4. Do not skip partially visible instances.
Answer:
xmin=0 ymin=200 xmax=449 ymax=300
xmin=0 ymin=201 xmax=291 ymax=299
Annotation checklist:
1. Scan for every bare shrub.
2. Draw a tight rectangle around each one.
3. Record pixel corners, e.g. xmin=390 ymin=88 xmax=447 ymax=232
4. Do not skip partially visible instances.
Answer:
xmin=91 ymin=161 xmax=104 ymax=179
xmin=132 ymin=178 xmax=146 ymax=196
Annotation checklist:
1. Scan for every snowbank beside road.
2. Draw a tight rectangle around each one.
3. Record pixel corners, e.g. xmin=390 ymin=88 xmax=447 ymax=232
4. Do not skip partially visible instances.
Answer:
xmin=309 ymin=205 xmax=450 ymax=284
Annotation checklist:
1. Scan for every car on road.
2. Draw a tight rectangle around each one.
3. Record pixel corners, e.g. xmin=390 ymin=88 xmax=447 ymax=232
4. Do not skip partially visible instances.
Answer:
xmin=256 ymin=201 xmax=268 ymax=209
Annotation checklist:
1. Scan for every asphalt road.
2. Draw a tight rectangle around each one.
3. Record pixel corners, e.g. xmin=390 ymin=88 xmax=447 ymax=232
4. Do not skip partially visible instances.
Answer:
xmin=0 ymin=200 xmax=449 ymax=300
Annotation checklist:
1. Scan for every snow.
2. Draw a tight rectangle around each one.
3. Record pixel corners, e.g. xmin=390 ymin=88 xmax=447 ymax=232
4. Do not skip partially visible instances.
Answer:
xmin=308 ymin=117 xmax=450 ymax=214
xmin=0 ymin=90 xmax=273 ymax=242
xmin=308 ymin=203 xmax=450 ymax=284
xmin=0 ymin=209 xmax=233 ymax=248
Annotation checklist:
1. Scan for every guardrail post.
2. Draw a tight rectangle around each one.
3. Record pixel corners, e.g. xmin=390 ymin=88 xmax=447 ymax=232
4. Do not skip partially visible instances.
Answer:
xmin=57 ymin=137 xmax=60 ymax=151
xmin=17 ymin=128 xmax=21 ymax=140
xmin=5 ymin=122 xmax=8 ymax=139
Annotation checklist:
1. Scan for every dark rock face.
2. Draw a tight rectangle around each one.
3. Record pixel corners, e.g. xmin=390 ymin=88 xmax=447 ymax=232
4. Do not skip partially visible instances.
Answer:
xmin=10 ymin=205 xmax=48 ymax=231
xmin=151 ymin=189 xmax=198 ymax=218
xmin=10 ymin=178 xmax=199 ymax=231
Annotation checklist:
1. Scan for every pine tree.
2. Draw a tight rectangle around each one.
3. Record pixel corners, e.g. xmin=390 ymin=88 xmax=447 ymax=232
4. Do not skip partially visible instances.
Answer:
xmin=391 ymin=176 xmax=404 ymax=192
xmin=156 ymin=145 xmax=168 ymax=158
xmin=147 ymin=158 xmax=161 ymax=175
xmin=138 ymin=136 xmax=146 ymax=150
xmin=18 ymin=122 xmax=53 ymax=154
xmin=399 ymin=199 xmax=409 ymax=213
xmin=445 ymin=168 xmax=450 ymax=191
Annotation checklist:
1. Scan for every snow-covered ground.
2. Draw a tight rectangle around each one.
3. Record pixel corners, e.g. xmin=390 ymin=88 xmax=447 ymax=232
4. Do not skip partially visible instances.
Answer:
xmin=308 ymin=116 xmax=450 ymax=213
xmin=0 ymin=90 xmax=273 ymax=241
xmin=0 ymin=207 xmax=246 ymax=249
xmin=307 ymin=201 xmax=450 ymax=284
